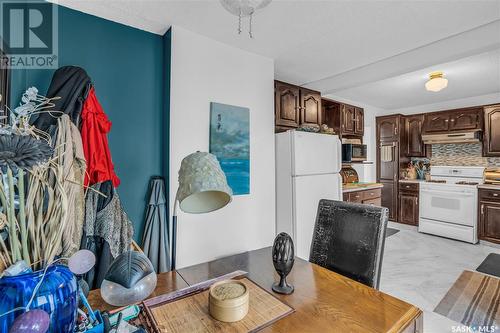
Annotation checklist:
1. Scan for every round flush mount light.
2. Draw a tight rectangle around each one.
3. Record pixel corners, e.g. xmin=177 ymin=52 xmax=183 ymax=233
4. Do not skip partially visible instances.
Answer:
xmin=425 ymin=71 xmax=448 ymax=92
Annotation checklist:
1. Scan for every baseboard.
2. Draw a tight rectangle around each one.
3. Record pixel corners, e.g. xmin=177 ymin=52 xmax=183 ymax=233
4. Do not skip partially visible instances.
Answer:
xmin=388 ymin=221 xmax=418 ymax=231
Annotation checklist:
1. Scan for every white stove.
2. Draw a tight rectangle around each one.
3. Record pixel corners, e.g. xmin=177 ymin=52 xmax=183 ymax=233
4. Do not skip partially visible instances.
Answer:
xmin=419 ymin=166 xmax=485 ymax=244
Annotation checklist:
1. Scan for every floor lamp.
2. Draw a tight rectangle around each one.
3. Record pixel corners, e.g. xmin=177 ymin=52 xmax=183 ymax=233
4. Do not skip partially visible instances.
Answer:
xmin=171 ymin=152 xmax=233 ymax=270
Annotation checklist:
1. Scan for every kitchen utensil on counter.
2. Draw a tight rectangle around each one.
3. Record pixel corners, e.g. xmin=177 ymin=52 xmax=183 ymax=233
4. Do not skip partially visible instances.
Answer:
xmin=485 ymin=168 xmax=500 ymax=184
xmin=340 ymin=166 xmax=359 ymax=184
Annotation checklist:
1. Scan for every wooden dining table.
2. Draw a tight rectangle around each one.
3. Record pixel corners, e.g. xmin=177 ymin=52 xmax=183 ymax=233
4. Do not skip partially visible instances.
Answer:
xmin=88 ymin=247 xmax=422 ymax=333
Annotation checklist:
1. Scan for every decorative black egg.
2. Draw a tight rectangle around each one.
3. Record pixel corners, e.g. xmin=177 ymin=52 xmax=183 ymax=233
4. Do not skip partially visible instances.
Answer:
xmin=271 ymin=232 xmax=295 ymax=294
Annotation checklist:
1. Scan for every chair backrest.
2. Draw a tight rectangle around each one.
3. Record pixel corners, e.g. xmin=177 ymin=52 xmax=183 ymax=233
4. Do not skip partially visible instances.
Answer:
xmin=309 ymin=199 xmax=389 ymax=289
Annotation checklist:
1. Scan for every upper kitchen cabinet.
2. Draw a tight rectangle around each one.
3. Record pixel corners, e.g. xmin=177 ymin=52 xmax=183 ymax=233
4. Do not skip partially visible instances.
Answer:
xmin=322 ymin=98 xmax=341 ymax=134
xmin=354 ymin=107 xmax=364 ymax=136
xmin=341 ymin=104 xmax=364 ymax=137
xmin=449 ymin=108 xmax=482 ymax=131
xmin=300 ymin=88 xmax=322 ymax=126
xmin=378 ymin=115 xmax=400 ymax=142
xmin=422 ymin=111 xmax=450 ymax=133
xmin=483 ymin=104 xmax=500 ymax=157
xmin=341 ymin=104 xmax=355 ymax=134
xmin=422 ymin=107 xmax=483 ymax=134
xmin=403 ymin=114 xmax=426 ymax=157
xmin=275 ymin=81 xmax=300 ymax=129
xmin=274 ymin=80 xmax=321 ymax=131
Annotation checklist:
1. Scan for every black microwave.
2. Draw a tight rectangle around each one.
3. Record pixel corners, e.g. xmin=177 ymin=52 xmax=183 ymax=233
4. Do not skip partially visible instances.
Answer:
xmin=342 ymin=144 xmax=367 ymax=163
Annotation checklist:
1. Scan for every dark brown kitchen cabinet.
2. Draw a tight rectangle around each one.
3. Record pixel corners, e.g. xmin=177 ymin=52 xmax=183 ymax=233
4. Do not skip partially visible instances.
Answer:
xmin=483 ymin=104 xmax=500 ymax=157
xmin=321 ymin=98 xmax=364 ymax=138
xmin=449 ymin=108 xmax=482 ymax=131
xmin=354 ymin=107 xmax=364 ymax=136
xmin=380 ymin=180 xmax=398 ymax=221
xmin=275 ymin=81 xmax=300 ymax=128
xmin=422 ymin=107 xmax=483 ymax=134
xmin=398 ymin=182 xmax=419 ymax=226
xmin=274 ymin=81 xmax=321 ymax=131
xmin=422 ymin=112 xmax=450 ymax=133
xmin=377 ymin=115 xmax=402 ymax=221
xmin=300 ymin=88 xmax=322 ymax=126
xmin=342 ymin=104 xmax=356 ymax=134
xmin=479 ymin=188 xmax=500 ymax=244
xmin=343 ymin=188 xmax=382 ymax=206
xmin=378 ymin=115 xmax=400 ymax=141
xmin=378 ymin=142 xmax=398 ymax=181
xmin=340 ymin=104 xmax=364 ymax=137
xmin=403 ymin=115 xmax=426 ymax=157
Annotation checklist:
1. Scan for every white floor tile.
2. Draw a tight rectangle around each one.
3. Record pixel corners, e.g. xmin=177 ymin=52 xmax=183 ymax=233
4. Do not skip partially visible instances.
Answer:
xmin=380 ymin=222 xmax=500 ymax=332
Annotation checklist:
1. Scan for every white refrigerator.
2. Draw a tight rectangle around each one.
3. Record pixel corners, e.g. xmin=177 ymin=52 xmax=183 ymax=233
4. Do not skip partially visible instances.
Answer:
xmin=275 ymin=130 xmax=343 ymax=260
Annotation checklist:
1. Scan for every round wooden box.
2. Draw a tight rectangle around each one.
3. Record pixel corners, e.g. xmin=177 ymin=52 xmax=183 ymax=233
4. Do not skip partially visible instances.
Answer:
xmin=209 ymin=280 xmax=249 ymax=323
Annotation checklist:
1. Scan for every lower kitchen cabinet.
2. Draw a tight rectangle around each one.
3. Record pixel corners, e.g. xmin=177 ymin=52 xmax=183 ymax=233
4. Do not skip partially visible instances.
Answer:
xmin=479 ymin=188 xmax=500 ymax=244
xmin=380 ymin=180 xmax=398 ymax=221
xmin=343 ymin=187 xmax=382 ymax=206
xmin=398 ymin=182 xmax=419 ymax=226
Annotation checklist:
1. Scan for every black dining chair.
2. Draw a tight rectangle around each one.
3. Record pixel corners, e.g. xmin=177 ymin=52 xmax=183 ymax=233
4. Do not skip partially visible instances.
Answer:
xmin=309 ymin=199 xmax=389 ymax=289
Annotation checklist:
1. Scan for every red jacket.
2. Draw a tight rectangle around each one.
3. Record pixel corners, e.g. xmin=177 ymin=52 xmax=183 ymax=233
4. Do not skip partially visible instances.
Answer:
xmin=81 ymin=87 xmax=120 ymax=187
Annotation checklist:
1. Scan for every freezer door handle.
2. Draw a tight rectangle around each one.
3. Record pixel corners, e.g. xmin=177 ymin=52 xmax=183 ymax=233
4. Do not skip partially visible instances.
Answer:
xmin=338 ymin=174 xmax=343 ymax=199
xmin=336 ymin=138 xmax=342 ymax=172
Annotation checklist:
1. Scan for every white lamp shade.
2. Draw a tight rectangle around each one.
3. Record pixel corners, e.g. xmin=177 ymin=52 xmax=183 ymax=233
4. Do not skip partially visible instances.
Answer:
xmin=425 ymin=77 xmax=448 ymax=92
xmin=425 ymin=72 xmax=448 ymax=92
xmin=177 ymin=152 xmax=232 ymax=214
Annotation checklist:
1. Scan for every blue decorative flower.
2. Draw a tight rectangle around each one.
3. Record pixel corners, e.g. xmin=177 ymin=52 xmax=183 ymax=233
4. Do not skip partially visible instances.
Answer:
xmin=0 ymin=134 xmax=53 ymax=172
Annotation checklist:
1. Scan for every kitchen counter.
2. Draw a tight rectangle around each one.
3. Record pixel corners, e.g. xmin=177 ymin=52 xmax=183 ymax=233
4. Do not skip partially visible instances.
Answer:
xmin=478 ymin=184 xmax=500 ymax=190
xmin=342 ymin=183 xmax=383 ymax=193
xmin=399 ymin=179 xmax=425 ymax=184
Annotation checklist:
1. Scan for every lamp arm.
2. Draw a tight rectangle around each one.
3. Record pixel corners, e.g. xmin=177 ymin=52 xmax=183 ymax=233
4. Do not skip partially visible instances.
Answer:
xmin=171 ymin=191 xmax=179 ymax=271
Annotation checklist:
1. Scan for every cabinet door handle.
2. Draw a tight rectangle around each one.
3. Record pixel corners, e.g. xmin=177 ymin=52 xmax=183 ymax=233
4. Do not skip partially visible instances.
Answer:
xmin=481 ymin=204 xmax=484 ymax=215
xmin=406 ymin=185 xmax=410 ymax=188
xmin=493 ymin=193 xmax=498 ymax=197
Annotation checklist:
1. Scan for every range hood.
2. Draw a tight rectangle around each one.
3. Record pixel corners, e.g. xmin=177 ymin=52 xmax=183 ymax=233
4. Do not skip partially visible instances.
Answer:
xmin=422 ymin=131 xmax=481 ymax=144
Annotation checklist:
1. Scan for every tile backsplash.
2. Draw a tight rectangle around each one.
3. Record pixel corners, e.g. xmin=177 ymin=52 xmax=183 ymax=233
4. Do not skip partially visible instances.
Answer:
xmin=431 ymin=143 xmax=500 ymax=167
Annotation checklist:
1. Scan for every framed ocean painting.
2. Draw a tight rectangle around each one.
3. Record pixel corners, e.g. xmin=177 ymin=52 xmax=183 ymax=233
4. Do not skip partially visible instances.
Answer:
xmin=209 ymin=102 xmax=250 ymax=195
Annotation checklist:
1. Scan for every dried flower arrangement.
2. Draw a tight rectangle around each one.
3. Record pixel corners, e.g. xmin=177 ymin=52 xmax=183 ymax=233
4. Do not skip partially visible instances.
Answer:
xmin=0 ymin=87 xmax=76 ymax=271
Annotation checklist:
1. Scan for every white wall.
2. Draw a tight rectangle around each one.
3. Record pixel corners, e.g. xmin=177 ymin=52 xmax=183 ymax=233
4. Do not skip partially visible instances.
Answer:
xmin=169 ymin=26 xmax=276 ymax=268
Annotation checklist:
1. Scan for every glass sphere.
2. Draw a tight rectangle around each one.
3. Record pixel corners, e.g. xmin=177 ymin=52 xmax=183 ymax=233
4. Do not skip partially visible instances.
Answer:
xmin=100 ymin=251 xmax=157 ymax=306
xmin=9 ymin=310 xmax=50 ymax=333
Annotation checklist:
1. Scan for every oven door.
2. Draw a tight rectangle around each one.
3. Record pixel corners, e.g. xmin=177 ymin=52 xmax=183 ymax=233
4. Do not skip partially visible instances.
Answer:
xmin=419 ymin=187 xmax=476 ymax=226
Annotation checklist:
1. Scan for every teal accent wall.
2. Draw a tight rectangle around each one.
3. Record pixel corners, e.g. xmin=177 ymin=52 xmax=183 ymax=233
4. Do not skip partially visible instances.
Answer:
xmin=8 ymin=3 xmax=171 ymax=242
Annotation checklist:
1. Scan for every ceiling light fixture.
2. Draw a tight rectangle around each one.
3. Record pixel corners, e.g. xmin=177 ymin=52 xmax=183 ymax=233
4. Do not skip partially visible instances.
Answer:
xmin=425 ymin=71 xmax=448 ymax=92
xmin=219 ymin=0 xmax=272 ymax=38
